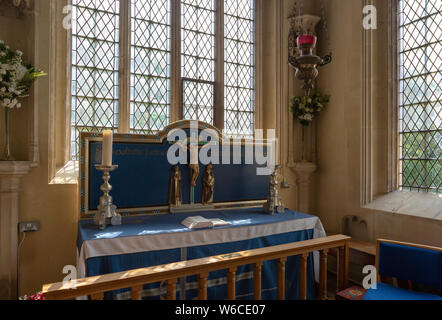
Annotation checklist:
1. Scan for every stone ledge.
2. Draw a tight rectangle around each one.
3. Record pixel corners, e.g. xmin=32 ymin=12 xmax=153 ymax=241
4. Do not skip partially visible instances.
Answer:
xmin=364 ymin=190 xmax=442 ymax=221
xmin=49 ymin=160 xmax=78 ymax=185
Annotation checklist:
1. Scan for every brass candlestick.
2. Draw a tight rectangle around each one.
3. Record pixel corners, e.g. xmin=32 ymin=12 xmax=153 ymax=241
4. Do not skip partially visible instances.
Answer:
xmin=94 ymin=164 xmax=121 ymax=230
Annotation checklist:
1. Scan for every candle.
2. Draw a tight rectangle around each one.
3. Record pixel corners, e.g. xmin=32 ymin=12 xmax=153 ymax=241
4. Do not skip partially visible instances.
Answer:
xmin=297 ymin=35 xmax=317 ymax=46
xmin=102 ymin=130 xmax=113 ymax=166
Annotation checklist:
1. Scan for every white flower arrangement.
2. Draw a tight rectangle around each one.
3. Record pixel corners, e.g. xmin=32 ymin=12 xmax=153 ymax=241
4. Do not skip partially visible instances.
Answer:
xmin=290 ymin=92 xmax=330 ymax=126
xmin=0 ymin=40 xmax=45 ymax=109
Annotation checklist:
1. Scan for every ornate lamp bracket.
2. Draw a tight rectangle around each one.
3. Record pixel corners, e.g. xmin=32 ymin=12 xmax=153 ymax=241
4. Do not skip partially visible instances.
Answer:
xmin=288 ymin=2 xmax=333 ymax=96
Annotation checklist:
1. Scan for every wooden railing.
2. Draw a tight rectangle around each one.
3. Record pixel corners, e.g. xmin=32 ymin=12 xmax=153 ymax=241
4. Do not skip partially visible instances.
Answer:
xmin=42 ymin=235 xmax=350 ymax=300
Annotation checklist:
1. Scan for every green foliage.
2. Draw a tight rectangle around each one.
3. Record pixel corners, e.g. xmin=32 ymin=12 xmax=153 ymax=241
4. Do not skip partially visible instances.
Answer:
xmin=18 ymin=65 xmax=47 ymax=93
xmin=401 ymin=131 xmax=441 ymax=193
xmin=290 ymin=91 xmax=330 ymax=126
xmin=0 ymin=40 xmax=46 ymax=109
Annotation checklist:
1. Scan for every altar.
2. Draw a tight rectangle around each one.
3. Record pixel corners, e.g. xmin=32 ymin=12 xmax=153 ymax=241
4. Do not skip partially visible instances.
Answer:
xmin=76 ymin=121 xmax=326 ymax=300
xmin=77 ymin=208 xmax=326 ymax=300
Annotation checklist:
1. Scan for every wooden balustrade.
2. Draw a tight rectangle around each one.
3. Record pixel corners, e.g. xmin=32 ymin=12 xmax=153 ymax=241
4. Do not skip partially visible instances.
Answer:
xmin=277 ymin=257 xmax=287 ymax=300
xmin=253 ymin=262 xmax=263 ymax=300
xmin=298 ymin=253 xmax=308 ymax=300
xmin=198 ymin=273 xmax=209 ymax=300
xmin=319 ymin=249 xmax=329 ymax=300
xmin=131 ymin=285 xmax=142 ymax=300
xmin=42 ymin=235 xmax=350 ymax=300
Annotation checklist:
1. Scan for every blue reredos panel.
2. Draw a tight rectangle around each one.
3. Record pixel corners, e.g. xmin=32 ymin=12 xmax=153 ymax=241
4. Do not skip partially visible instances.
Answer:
xmin=86 ymin=128 xmax=271 ymax=212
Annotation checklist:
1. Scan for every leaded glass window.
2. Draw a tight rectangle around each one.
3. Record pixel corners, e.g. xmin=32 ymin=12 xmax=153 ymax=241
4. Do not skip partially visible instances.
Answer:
xmin=70 ymin=0 xmax=257 ymax=159
xmin=71 ymin=0 xmax=120 ymax=159
xmin=130 ymin=0 xmax=171 ymax=134
xmin=181 ymin=0 xmax=216 ymax=124
xmin=224 ymin=0 xmax=255 ymax=138
xmin=398 ymin=0 xmax=441 ymax=193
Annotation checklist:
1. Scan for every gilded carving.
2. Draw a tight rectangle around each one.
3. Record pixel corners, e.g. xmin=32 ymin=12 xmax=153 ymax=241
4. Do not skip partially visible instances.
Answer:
xmin=189 ymin=164 xmax=199 ymax=188
xmin=169 ymin=165 xmax=182 ymax=206
xmin=201 ymin=164 xmax=215 ymax=205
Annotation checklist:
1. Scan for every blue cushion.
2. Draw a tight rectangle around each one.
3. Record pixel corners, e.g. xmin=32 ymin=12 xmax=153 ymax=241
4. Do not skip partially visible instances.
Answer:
xmin=378 ymin=242 xmax=442 ymax=288
xmin=364 ymin=283 xmax=442 ymax=300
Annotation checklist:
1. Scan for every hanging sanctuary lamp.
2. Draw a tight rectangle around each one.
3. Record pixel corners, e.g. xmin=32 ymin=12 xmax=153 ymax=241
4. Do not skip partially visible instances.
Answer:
xmin=288 ymin=0 xmax=332 ymax=96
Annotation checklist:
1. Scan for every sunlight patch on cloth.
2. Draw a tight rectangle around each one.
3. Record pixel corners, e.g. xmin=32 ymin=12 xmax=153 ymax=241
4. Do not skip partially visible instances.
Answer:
xmin=138 ymin=228 xmax=185 ymax=236
xmin=94 ymin=232 xmax=123 ymax=239
xmin=230 ymin=219 xmax=253 ymax=226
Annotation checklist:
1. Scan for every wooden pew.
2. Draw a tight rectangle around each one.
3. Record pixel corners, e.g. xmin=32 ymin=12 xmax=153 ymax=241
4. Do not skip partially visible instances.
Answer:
xmin=42 ymin=235 xmax=351 ymax=300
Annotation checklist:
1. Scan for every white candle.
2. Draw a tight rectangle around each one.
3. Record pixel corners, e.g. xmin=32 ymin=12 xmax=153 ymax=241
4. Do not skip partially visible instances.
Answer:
xmin=102 ymin=130 xmax=113 ymax=166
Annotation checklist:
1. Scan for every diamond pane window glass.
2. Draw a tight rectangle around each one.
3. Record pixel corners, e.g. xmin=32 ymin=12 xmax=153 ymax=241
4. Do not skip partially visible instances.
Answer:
xmin=71 ymin=0 xmax=120 ymax=160
xmin=398 ymin=0 xmax=442 ymax=193
xmin=130 ymin=0 xmax=171 ymax=134
xmin=224 ymin=0 xmax=255 ymax=138
xmin=183 ymin=80 xmax=214 ymax=124
xmin=181 ymin=0 xmax=216 ymax=124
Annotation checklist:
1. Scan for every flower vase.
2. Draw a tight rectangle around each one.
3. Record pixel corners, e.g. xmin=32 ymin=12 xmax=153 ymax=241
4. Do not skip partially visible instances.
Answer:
xmin=2 ymin=107 xmax=14 ymax=161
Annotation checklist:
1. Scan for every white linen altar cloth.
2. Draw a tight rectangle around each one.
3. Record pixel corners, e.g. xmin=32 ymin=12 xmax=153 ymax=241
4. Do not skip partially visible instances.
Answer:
xmin=76 ymin=213 xmax=326 ymax=281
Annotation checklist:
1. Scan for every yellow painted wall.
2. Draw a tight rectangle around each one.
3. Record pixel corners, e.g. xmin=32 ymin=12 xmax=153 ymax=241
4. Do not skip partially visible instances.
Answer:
xmin=255 ymin=0 xmax=441 ymax=247
xmin=1 ymin=1 xmax=78 ymax=296
xmin=314 ymin=0 xmax=442 ymax=246
xmin=315 ymin=0 xmax=367 ymax=233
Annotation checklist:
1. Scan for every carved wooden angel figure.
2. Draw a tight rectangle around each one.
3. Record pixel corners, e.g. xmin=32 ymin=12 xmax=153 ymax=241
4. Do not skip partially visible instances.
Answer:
xmin=202 ymin=164 xmax=215 ymax=205
xmin=169 ymin=165 xmax=182 ymax=206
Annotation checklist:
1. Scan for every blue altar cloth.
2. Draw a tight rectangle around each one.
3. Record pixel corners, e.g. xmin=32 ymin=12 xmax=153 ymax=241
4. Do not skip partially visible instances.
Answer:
xmin=77 ymin=208 xmax=325 ymax=300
